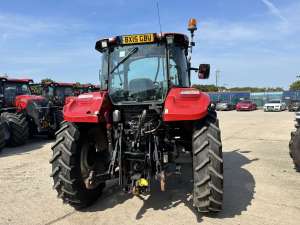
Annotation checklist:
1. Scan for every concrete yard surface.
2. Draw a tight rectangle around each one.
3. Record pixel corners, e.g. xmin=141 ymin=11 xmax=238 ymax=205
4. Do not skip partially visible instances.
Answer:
xmin=0 ymin=110 xmax=299 ymax=225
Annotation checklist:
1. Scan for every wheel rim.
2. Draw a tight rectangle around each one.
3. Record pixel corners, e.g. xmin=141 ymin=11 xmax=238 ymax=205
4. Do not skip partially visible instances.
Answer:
xmin=80 ymin=133 xmax=108 ymax=190
xmin=80 ymin=141 xmax=101 ymax=190
xmin=80 ymin=142 xmax=97 ymax=179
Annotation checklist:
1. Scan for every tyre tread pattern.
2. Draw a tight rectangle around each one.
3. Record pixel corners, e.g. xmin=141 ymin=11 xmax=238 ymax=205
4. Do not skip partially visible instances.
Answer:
xmin=0 ymin=121 xmax=6 ymax=150
xmin=50 ymin=122 xmax=104 ymax=209
xmin=289 ymin=128 xmax=300 ymax=171
xmin=192 ymin=112 xmax=223 ymax=213
xmin=0 ymin=112 xmax=29 ymax=146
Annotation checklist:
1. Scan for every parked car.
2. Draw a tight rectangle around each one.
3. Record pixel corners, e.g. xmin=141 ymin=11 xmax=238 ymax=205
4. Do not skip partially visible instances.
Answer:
xmin=236 ymin=100 xmax=257 ymax=111
xmin=288 ymin=100 xmax=300 ymax=112
xmin=263 ymin=100 xmax=286 ymax=112
xmin=216 ymin=102 xmax=235 ymax=111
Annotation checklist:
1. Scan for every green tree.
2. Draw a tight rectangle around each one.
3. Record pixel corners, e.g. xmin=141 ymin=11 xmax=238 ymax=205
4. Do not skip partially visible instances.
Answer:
xmin=192 ymin=84 xmax=219 ymax=92
xmin=41 ymin=78 xmax=54 ymax=84
xmin=30 ymin=78 xmax=55 ymax=95
xmin=290 ymin=80 xmax=300 ymax=91
xmin=30 ymin=84 xmax=42 ymax=95
xmin=74 ymin=82 xmax=81 ymax=88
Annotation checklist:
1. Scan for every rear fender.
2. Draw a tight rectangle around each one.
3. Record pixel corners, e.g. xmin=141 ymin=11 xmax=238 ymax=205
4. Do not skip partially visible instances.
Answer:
xmin=63 ymin=91 xmax=111 ymax=123
xmin=15 ymin=95 xmax=46 ymax=112
xmin=163 ymin=88 xmax=211 ymax=122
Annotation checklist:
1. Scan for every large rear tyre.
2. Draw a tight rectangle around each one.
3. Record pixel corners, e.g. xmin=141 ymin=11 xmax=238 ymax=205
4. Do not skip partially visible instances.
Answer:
xmin=289 ymin=128 xmax=300 ymax=171
xmin=50 ymin=122 xmax=109 ymax=209
xmin=0 ymin=112 xmax=29 ymax=146
xmin=192 ymin=112 xmax=223 ymax=213
xmin=0 ymin=121 xmax=6 ymax=151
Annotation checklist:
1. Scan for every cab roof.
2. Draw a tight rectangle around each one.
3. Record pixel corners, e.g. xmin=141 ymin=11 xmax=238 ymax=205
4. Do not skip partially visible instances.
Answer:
xmin=0 ymin=77 xmax=33 ymax=83
xmin=95 ymin=32 xmax=189 ymax=52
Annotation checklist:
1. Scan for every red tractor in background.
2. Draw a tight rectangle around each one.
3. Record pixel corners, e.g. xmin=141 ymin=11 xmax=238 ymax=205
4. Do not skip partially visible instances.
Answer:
xmin=33 ymin=82 xmax=79 ymax=124
xmin=41 ymin=82 xmax=76 ymax=106
xmin=31 ymin=82 xmax=77 ymax=105
xmin=63 ymin=84 xmax=100 ymax=106
xmin=0 ymin=77 xmax=32 ymax=148
xmin=50 ymin=19 xmax=224 ymax=214
xmin=0 ymin=77 xmax=62 ymax=149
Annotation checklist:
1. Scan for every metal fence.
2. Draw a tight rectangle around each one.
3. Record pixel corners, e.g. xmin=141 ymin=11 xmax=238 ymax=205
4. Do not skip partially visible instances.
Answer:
xmin=208 ymin=92 xmax=250 ymax=105
xmin=250 ymin=92 xmax=283 ymax=107
xmin=282 ymin=91 xmax=300 ymax=101
xmin=208 ymin=91 xmax=300 ymax=107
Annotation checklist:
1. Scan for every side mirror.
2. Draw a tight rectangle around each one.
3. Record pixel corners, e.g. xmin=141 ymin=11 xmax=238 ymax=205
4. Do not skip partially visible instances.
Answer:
xmin=198 ymin=64 xmax=210 ymax=79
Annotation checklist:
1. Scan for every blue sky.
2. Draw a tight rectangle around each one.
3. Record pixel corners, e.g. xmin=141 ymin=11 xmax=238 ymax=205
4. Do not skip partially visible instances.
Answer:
xmin=0 ymin=0 xmax=299 ymax=89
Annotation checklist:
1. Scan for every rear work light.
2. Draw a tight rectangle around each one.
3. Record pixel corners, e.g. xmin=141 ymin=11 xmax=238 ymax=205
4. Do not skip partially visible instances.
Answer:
xmin=101 ymin=40 xmax=108 ymax=48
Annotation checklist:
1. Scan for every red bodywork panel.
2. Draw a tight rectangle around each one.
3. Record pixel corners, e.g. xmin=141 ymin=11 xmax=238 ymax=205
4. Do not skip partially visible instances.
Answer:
xmin=63 ymin=91 xmax=111 ymax=123
xmin=15 ymin=95 xmax=46 ymax=111
xmin=64 ymin=96 xmax=76 ymax=105
xmin=163 ymin=88 xmax=211 ymax=122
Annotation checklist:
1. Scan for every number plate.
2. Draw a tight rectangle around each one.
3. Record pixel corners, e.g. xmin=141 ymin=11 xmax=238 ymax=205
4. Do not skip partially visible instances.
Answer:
xmin=122 ymin=34 xmax=154 ymax=45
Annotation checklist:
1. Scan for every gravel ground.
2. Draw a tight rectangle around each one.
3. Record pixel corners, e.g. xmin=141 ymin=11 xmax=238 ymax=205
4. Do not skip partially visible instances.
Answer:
xmin=0 ymin=110 xmax=299 ymax=225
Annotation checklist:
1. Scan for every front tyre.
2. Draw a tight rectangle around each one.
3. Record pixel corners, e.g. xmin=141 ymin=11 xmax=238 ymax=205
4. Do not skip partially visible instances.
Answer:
xmin=50 ymin=122 xmax=108 ymax=209
xmin=0 ymin=121 xmax=6 ymax=151
xmin=289 ymin=128 xmax=300 ymax=171
xmin=192 ymin=112 xmax=223 ymax=213
xmin=0 ymin=112 xmax=29 ymax=146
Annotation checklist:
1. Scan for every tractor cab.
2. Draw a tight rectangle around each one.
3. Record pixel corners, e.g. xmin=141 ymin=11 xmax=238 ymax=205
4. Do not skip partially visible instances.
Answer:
xmin=96 ymin=33 xmax=208 ymax=106
xmin=0 ymin=77 xmax=33 ymax=109
xmin=41 ymin=82 xmax=76 ymax=107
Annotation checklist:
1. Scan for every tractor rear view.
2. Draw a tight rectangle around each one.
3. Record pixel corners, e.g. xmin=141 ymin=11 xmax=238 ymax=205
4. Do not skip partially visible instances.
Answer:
xmin=50 ymin=19 xmax=224 ymax=213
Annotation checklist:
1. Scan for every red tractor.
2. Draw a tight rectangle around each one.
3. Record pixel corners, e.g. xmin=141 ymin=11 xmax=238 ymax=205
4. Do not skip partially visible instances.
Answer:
xmin=50 ymin=19 xmax=223 ymax=213
xmin=40 ymin=82 xmax=80 ymax=126
xmin=0 ymin=77 xmax=32 ymax=147
xmin=31 ymin=82 xmax=77 ymax=106
xmin=0 ymin=77 xmax=62 ymax=148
